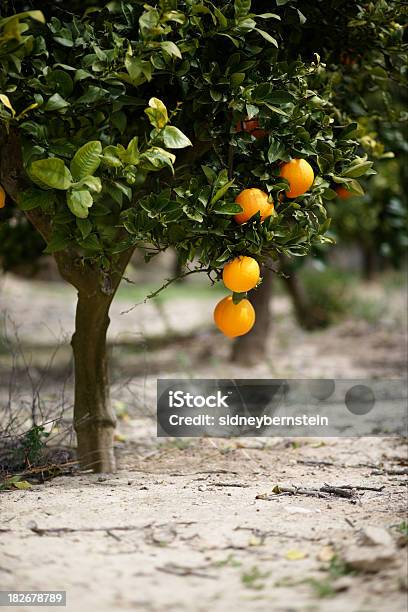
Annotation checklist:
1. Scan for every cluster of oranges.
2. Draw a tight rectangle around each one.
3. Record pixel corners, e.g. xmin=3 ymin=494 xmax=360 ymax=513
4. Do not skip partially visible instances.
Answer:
xmin=213 ymin=155 xmax=316 ymax=339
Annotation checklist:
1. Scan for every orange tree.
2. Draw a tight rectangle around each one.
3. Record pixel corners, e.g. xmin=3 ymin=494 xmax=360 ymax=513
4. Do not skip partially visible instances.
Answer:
xmin=0 ymin=1 xmax=377 ymax=471
xmin=233 ymin=0 xmax=407 ymax=359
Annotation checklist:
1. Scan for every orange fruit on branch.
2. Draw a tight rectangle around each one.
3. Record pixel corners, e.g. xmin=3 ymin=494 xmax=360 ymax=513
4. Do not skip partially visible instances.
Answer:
xmin=214 ymin=295 xmax=255 ymax=338
xmin=0 ymin=185 xmax=5 ymax=209
xmin=234 ymin=188 xmax=274 ymax=224
xmin=279 ymin=158 xmax=314 ymax=198
xmin=223 ymin=256 xmax=260 ymax=293
xmin=235 ymin=118 xmax=267 ymax=139
xmin=335 ymin=185 xmax=353 ymax=200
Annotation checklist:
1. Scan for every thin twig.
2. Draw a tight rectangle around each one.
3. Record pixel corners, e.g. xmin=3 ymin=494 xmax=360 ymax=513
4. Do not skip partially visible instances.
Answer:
xmin=212 ymin=482 xmax=250 ymax=488
xmin=156 ymin=563 xmax=217 ymax=579
xmin=120 ymin=267 xmax=211 ymax=314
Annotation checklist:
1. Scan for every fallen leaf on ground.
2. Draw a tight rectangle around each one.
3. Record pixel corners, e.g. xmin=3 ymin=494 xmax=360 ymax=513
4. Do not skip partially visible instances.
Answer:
xmin=13 ymin=481 xmax=32 ymax=490
xmin=285 ymin=549 xmax=308 ymax=561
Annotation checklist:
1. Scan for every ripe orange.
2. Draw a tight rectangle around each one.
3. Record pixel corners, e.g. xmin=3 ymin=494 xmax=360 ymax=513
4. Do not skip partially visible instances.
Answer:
xmin=214 ymin=295 xmax=255 ymax=338
xmin=235 ymin=118 xmax=267 ymax=139
xmin=340 ymin=52 xmax=356 ymax=66
xmin=335 ymin=185 xmax=353 ymax=200
xmin=0 ymin=185 xmax=5 ymax=209
xmin=235 ymin=188 xmax=274 ymax=224
xmin=279 ymin=159 xmax=314 ymax=198
xmin=223 ymin=256 xmax=260 ymax=293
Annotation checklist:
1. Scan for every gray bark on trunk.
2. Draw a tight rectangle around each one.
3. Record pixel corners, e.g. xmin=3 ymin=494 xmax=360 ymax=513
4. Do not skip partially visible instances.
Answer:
xmin=71 ymin=291 xmax=116 ymax=472
xmin=231 ymin=265 xmax=274 ymax=365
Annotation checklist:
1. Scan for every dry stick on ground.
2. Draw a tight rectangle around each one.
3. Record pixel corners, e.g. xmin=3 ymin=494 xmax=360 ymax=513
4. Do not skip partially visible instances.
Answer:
xmin=333 ymin=484 xmax=385 ymax=492
xmin=296 ymin=460 xmax=336 ymax=467
xmin=371 ymin=467 xmax=408 ymax=476
xmin=255 ymin=482 xmax=385 ymax=501
xmin=157 ymin=563 xmax=217 ymax=579
xmin=296 ymin=459 xmax=407 ymax=473
xmin=23 ymin=520 xmax=196 ymax=537
xmin=211 ymin=482 xmax=250 ymax=488
xmin=234 ymin=526 xmax=320 ymax=543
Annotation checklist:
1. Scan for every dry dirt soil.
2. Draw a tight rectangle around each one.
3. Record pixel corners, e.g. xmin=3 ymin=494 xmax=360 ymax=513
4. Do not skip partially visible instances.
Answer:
xmin=0 ymin=273 xmax=407 ymax=612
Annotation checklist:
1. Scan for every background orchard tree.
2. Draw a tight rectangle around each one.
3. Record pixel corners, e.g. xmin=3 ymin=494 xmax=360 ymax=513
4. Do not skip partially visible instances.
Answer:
xmin=233 ymin=0 xmax=407 ymax=362
xmin=0 ymin=1 xmax=380 ymax=472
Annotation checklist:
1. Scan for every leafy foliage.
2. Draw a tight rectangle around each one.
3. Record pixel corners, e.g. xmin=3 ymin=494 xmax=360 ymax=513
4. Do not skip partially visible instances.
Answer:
xmin=0 ymin=1 xmax=406 ymax=277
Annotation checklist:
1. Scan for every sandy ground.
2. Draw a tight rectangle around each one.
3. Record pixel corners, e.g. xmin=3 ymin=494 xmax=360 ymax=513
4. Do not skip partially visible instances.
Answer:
xmin=0 ymin=272 xmax=407 ymax=611
xmin=1 ymin=437 xmax=407 ymax=612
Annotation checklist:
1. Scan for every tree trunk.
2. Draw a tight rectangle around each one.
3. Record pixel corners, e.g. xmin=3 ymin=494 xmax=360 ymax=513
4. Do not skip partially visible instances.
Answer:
xmin=279 ymin=257 xmax=327 ymax=330
xmin=71 ymin=289 xmax=116 ymax=472
xmin=231 ymin=265 xmax=274 ymax=365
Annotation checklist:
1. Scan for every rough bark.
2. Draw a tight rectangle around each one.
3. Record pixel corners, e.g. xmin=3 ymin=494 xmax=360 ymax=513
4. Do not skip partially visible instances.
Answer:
xmin=231 ymin=265 xmax=274 ymax=365
xmin=71 ymin=289 xmax=116 ymax=472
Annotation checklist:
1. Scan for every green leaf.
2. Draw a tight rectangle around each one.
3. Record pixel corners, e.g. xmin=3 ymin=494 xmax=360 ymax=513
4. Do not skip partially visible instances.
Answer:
xmin=254 ymin=28 xmax=278 ymax=47
xmin=73 ymin=176 xmax=102 ymax=193
xmin=234 ymin=0 xmax=251 ymax=20
xmin=231 ymin=72 xmax=246 ymax=87
xmin=266 ymin=90 xmax=295 ymax=104
xmin=46 ymin=70 xmax=74 ymax=97
xmin=210 ymin=180 xmax=235 ymax=205
xmin=342 ymin=160 xmax=374 ymax=178
xmin=44 ymin=93 xmax=70 ymax=112
xmin=125 ymin=54 xmax=143 ymax=83
xmin=13 ymin=480 xmax=32 ymax=490
xmin=18 ymin=188 xmax=50 ymax=211
xmin=0 ymin=94 xmax=15 ymax=117
xmin=332 ymin=176 xmax=365 ymax=196
xmin=104 ymin=183 xmax=124 ymax=206
xmin=202 ymin=165 xmax=217 ymax=184
xmin=0 ymin=10 xmax=44 ymax=27
xmin=70 ymin=141 xmax=102 ymax=180
xmin=347 ymin=179 xmax=365 ymax=196
xmin=257 ymin=13 xmax=281 ymax=20
xmin=162 ymin=126 xmax=192 ymax=149
xmin=145 ymin=97 xmax=169 ymax=129
xmin=119 ymin=137 xmax=139 ymax=165
xmin=161 ymin=41 xmax=182 ymax=59
xmin=183 ymin=206 xmax=203 ymax=222
xmin=267 ymin=137 xmax=285 ymax=163
xmin=101 ymin=147 xmax=123 ymax=168
xmin=66 ymin=190 xmax=93 ymax=218
xmin=76 ymin=218 xmax=92 ymax=239
xmin=44 ymin=234 xmax=71 ymax=253
xmin=29 ymin=158 xmax=72 ymax=190
xmin=140 ymin=147 xmax=176 ymax=172
xmin=78 ymin=233 xmax=101 ymax=251
xmin=112 ymin=181 xmax=132 ymax=201
xmin=212 ymin=201 xmax=242 ymax=214
xmin=245 ymin=104 xmax=259 ymax=119
xmin=110 ymin=237 xmax=136 ymax=254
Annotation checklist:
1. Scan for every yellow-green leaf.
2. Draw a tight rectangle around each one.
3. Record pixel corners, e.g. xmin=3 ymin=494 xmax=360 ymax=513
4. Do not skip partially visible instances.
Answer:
xmin=145 ymin=97 xmax=169 ymax=129
xmin=0 ymin=94 xmax=15 ymax=117
xmin=70 ymin=141 xmax=102 ymax=180
xmin=13 ymin=480 xmax=32 ymax=490
xmin=285 ymin=549 xmax=308 ymax=561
